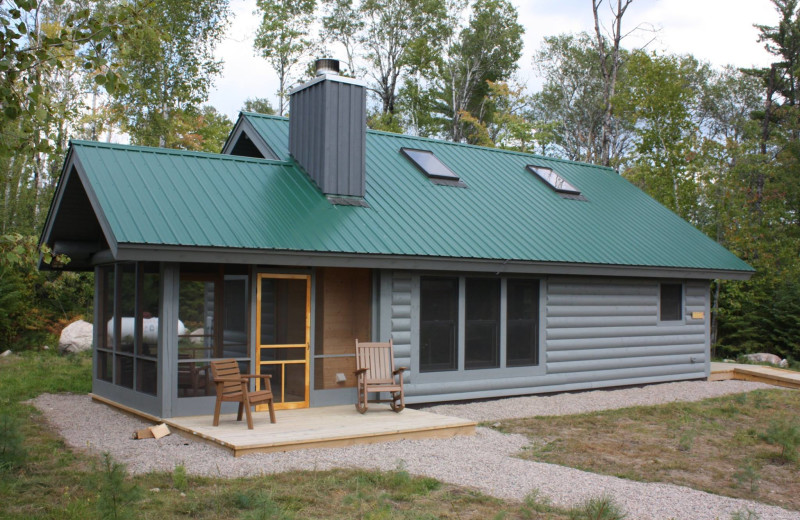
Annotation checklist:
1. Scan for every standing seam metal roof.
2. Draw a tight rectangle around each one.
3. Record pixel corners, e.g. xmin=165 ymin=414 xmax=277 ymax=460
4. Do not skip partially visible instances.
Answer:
xmin=63 ymin=115 xmax=753 ymax=272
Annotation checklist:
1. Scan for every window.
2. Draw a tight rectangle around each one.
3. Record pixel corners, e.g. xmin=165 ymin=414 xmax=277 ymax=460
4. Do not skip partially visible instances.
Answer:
xmin=506 ymin=279 xmax=540 ymax=367
xmin=418 ymin=276 xmax=541 ymax=374
xmin=465 ymin=278 xmax=500 ymax=369
xmin=401 ymin=148 xmax=465 ymax=186
xmin=660 ymin=283 xmax=683 ymax=321
xmin=526 ymin=165 xmax=580 ymax=195
xmin=420 ymin=277 xmax=459 ymax=372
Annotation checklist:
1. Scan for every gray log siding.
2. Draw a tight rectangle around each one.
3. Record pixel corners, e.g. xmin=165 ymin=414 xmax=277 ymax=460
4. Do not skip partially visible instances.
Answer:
xmin=392 ymin=272 xmax=710 ymax=404
xmin=390 ymin=272 xmax=413 ymax=381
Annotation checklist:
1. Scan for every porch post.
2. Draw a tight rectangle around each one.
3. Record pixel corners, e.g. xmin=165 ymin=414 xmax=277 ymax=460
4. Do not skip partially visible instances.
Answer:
xmin=159 ymin=262 xmax=179 ymax=418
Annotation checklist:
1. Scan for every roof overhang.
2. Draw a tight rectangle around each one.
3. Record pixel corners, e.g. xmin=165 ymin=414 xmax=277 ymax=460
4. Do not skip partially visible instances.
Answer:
xmin=106 ymin=243 xmax=754 ymax=281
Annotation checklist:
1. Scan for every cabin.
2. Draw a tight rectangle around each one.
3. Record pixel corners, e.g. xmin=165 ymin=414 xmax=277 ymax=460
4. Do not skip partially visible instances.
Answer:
xmin=39 ymin=60 xmax=753 ymax=419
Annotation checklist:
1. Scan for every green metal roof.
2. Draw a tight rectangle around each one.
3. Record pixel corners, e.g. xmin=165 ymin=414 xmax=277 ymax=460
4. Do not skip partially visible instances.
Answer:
xmin=57 ymin=114 xmax=753 ymax=273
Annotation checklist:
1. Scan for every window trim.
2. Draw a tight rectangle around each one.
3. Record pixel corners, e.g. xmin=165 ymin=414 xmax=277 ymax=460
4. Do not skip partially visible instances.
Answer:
xmin=526 ymin=164 xmax=581 ymax=195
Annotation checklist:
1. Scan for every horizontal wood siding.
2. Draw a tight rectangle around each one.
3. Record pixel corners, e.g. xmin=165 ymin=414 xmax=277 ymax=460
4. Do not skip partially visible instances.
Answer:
xmin=391 ymin=272 xmax=412 ymax=379
xmin=545 ymin=278 xmax=707 ymax=381
xmin=397 ymin=273 xmax=710 ymax=404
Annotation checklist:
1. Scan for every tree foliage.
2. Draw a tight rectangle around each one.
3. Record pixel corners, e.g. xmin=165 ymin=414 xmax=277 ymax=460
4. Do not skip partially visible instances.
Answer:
xmin=111 ymin=0 xmax=230 ymax=147
xmin=254 ymin=0 xmax=316 ymax=116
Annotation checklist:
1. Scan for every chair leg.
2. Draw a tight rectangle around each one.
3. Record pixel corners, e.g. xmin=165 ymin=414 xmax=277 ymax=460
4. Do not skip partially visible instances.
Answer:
xmin=237 ymin=402 xmax=244 ymax=422
xmin=267 ymin=398 xmax=276 ymax=424
xmin=355 ymin=383 xmax=368 ymax=414
xmin=213 ymin=397 xmax=222 ymax=426
xmin=243 ymin=395 xmax=254 ymax=430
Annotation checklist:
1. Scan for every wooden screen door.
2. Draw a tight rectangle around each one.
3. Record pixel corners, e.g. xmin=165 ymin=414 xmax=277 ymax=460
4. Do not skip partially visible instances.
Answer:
xmin=256 ymin=274 xmax=310 ymax=409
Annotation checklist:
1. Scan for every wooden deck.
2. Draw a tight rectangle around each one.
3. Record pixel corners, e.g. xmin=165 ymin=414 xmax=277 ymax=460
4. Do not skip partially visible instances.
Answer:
xmin=710 ymin=362 xmax=800 ymax=390
xmin=90 ymin=395 xmax=475 ymax=457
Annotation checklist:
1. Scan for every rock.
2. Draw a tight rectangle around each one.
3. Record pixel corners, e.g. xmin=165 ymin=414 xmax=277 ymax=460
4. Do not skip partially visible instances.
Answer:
xmin=1 ymin=349 xmax=11 ymax=357
xmin=189 ymin=328 xmax=205 ymax=344
xmin=42 ymin=345 xmax=49 ymax=350
xmin=743 ymin=352 xmax=785 ymax=366
xmin=58 ymin=320 xmax=94 ymax=354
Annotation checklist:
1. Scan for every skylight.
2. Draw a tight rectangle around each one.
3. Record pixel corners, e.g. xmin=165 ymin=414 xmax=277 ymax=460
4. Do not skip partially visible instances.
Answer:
xmin=401 ymin=148 xmax=460 ymax=180
xmin=526 ymin=165 xmax=580 ymax=195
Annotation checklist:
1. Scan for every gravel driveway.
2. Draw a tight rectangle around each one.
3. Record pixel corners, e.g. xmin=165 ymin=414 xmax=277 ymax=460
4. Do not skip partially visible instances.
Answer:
xmin=33 ymin=380 xmax=799 ymax=520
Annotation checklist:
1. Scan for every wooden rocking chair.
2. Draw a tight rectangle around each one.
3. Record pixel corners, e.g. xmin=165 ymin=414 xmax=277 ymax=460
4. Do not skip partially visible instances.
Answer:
xmin=210 ymin=359 xmax=276 ymax=429
xmin=354 ymin=339 xmax=407 ymax=414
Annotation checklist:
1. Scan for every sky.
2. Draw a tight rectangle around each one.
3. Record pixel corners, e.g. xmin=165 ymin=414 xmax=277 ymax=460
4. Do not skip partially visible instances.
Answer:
xmin=208 ymin=0 xmax=780 ymax=121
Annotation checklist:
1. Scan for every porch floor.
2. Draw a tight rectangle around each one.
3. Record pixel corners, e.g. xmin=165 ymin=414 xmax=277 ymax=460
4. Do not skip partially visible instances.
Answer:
xmin=170 ymin=405 xmax=476 ymax=457
xmin=709 ymin=361 xmax=800 ymax=390
xmin=91 ymin=395 xmax=475 ymax=457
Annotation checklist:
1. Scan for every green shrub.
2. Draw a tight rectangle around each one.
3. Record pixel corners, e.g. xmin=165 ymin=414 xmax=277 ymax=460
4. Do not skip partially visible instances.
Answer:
xmin=569 ymin=494 xmax=626 ymax=520
xmin=172 ymin=463 xmax=188 ymax=491
xmin=95 ymin=452 xmax=141 ymax=520
xmin=733 ymin=460 xmax=761 ymax=493
xmin=761 ymin=419 xmax=800 ymax=463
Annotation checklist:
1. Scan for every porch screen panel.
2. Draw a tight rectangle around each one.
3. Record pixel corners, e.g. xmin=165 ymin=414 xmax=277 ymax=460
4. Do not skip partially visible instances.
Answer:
xmin=97 ymin=266 xmax=114 ymax=382
xmin=115 ymin=263 xmax=136 ymax=388
xmin=177 ymin=265 xmax=249 ymax=398
xmin=259 ymin=278 xmax=306 ymax=345
xmin=137 ymin=264 xmax=160 ymax=395
xmin=420 ymin=276 xmax=459 ymax=372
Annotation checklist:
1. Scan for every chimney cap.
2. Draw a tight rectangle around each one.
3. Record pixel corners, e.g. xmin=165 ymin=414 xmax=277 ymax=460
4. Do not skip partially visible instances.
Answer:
xmin=315 ymin=58 xmax=340 ymax=76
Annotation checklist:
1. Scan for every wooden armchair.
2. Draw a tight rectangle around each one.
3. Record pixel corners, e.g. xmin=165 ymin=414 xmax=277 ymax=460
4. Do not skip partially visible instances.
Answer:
xmin=354 ymin=339 xmax=407 ymax=414
xmin=210 ymin=359 xmax=276 ymax=429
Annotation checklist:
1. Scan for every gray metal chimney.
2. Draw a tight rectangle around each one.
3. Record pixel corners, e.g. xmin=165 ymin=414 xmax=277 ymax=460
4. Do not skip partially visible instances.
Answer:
xmin=288 ymin=59 xmax=367 ymax=199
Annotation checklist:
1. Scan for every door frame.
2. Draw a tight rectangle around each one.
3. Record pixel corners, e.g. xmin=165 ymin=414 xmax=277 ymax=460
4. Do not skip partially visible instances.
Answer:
xmin=255 ymin=273 xmax=311 ymax=410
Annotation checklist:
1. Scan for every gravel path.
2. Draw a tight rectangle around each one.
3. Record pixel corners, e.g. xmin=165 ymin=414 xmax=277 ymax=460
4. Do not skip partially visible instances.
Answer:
xmin=32 ymin=380 xmax=799 ymax=520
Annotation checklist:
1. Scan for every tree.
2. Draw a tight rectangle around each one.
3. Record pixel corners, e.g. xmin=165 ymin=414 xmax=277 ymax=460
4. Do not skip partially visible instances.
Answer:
xmin=419 ymin=0 xmax=523 ymax=143
xmin=254 ymin=0 xmax=316 ymax=116
xmin=241 ymin=97 xmax=276 ymax=115
xmin=530 ymin=33 xmax=611 ymax=162
xmin=618 ymin=51 xmax=701 ymax=220
xmin=591 ymin=0 xmax=641 ymax=167
xmin=0 ymin=1 xmax=142 ymax=235
xmin=322 ymin=0 xmax=452 ymax=124
xmin=172 ymin=106 xmax=233 ymax=153
xmin=111 ymin=0 xmax=230 ymax=147
xmin=320 ymin=0 xmax=362 ymax=75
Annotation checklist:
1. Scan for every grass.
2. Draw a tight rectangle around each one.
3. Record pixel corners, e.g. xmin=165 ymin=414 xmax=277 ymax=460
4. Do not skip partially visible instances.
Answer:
xmin=497 ymin=388 xmax=800 ymax=511
xmin=0 ymin=350 xmax=577 ymax=519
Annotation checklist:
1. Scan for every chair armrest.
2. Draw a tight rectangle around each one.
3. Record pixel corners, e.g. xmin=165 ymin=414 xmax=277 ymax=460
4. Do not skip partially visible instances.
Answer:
xmin=354 ymin=368 xmax=368 ymax=375
xmin=241 ymin=374 xmax=272 ymax=380
xmin=393 ymin=367 xmax=408 ymax=375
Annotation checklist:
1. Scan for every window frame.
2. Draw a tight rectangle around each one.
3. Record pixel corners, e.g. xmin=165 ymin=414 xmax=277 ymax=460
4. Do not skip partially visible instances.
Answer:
xmin=400 ymin=147 xmax=467 ymax=187
xmin=526 ymin=165 xmax=581 ymax=195
xmin=412 ymin=274 xmax=545 ymax=383
xmin=659 ymin=282 xmax=684 ymax=323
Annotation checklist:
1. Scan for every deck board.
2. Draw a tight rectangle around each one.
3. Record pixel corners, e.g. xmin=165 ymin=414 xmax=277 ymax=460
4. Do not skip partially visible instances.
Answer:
xmin=709 ymin=362 xmax=800 ymax=389
xmin=90 ymin=395 xmax=475 ymax=457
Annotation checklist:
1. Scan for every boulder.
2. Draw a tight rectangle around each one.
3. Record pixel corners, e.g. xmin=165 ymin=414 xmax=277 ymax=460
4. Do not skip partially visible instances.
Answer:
xmin=189 ymin=328 xmax=205 ymax=344
xmin=58 ymin=320 xmax=94 ymax=354
xmin=743 ymin=352 xmax=785 ymax=367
